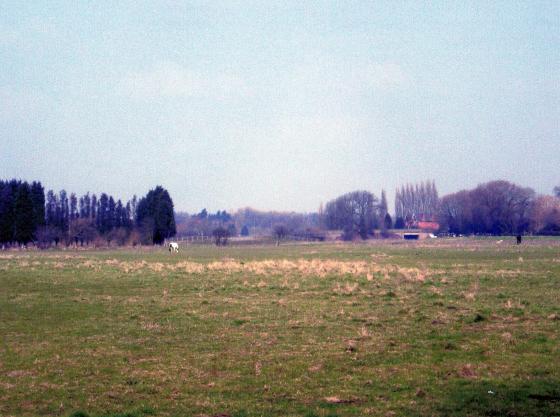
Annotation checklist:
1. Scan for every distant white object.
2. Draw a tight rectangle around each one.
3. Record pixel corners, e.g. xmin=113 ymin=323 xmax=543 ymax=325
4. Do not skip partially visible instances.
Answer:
xmin=488 ymin=390 xmax=495 ymax=395
xmin=168 ymin=242 xmax=179 ymax=253
xmin=428 ymin=233 xmax=437 ymax=238
xmin=496 ymin=240 xmax=503 ymax=244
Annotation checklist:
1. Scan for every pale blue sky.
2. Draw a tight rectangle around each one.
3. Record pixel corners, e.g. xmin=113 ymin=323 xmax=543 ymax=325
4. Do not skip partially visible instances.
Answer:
xmin=1 ymin=1 xmax=558 ymax=213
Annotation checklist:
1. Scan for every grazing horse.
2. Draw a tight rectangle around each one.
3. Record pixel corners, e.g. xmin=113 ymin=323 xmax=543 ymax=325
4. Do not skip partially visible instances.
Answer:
xmin=168 ymin=242 xmax=179 ymax=253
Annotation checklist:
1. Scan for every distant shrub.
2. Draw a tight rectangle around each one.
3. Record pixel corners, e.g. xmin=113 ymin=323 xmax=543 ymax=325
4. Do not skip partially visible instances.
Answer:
xmin=472 ymin=313 xmax=485 ymax=322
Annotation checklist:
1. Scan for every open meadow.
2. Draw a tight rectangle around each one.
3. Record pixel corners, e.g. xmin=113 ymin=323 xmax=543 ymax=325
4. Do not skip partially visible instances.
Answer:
xmin=1 ymin=238 xmax=559 ymax=417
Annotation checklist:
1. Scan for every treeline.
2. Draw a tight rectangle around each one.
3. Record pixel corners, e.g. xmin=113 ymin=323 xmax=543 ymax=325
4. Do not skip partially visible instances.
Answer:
xmin=173 ymin=179 xmax=559 ymax=244
xmin=41 ymin=189 xmax=137 ymax=246
xmin=0 ymin=180 xmax=45 ymax=245
xmin=175 ymin=207 xmax=321 ymax=242
xmin=0 ymin=180 xmax=176 ymax=247
xmin=176 ymin=209 xmax=237 ymax=238
xmin=438 ymin=180 xmax=559 ymax=235
xmin=234 ymin=207 xmax=319 ymax=236
xmin=320 ymin=180 xmax=560 ymax=239
xmin=2 ymin=177 xmax=559 ymax=247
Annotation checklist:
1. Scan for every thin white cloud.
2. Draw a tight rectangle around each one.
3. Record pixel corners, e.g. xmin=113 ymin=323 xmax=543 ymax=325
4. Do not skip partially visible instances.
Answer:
xmin=119 ymin=59 xmax=408 ymax=104
xmin=363 ymin=62 xmax=409 ymax=89
xmin=119 ymin=62 xmax=252 ymax=100
xmin=283 ymin=57 xmax=409 ymax=98
xmin=0 ymin=25 xmax=19 ymax=46
xmin=0 ymin=88 xmax=50 ymax=122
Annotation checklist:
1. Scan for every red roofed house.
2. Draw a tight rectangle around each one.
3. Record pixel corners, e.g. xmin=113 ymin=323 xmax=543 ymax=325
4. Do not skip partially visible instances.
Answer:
xmin=417 ymin=221 xmax=440 ymax=232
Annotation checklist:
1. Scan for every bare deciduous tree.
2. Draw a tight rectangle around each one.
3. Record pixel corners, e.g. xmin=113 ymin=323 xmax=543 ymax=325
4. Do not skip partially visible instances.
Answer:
xmin=325 ymin=191 xmax=379 ymax=240
xmin=273 ymin=224 xmax=289 ymax=245
xmin=212 ymin=226 xmax=229 ymax=246
xmin=531 ymin=195 xmax=560 ymax=234
xmin=438 ymin=181 xmax=535 ymax=235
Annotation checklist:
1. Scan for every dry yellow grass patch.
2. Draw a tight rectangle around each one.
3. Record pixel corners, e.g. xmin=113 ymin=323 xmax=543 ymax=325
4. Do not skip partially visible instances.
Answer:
xmin=78 ymin=259 xmax=99 ymax=270
xmin=397 ymin=267 xmax=428 ymax=282
xmin=430 ymin=286 xmax=443 ymax=296
xmin=148 ymin=262 xmax=166 ymax=272
xmin=358 ymin=326 xmax=370 ymax=339
xmin=175 ymin=261 xmax=205 ymax=273
xmin=463 ymin=281 xmax=480 ymax=301
xmin=332 ymin=282 xmax=360 ymax=295
xmin=501 ymin=332 xmax=514 ymax=344
xmin=9 ymin=256 xmax=438 ymax=285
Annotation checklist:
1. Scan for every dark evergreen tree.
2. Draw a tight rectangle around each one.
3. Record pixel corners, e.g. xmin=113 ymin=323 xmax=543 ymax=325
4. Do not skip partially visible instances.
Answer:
xmin=125 ymin=202 xmax=132 ymax=230
xmin=90 ymin=194 xmax=97 ymax=221
xmin=82 ymin=192 xmax=91 ymax=219
xmin=115 ymin=200 xmax=124 ymax=228
xmin=97 ymin=193 xmax=109 ymax=234
xmin=130 ymin=195 xmax=138 ymax=222
xmin=14 ymin=182 xmax=35 ymax=243
xmin=0 ymin=181 xmax=16 ymax=244
xmin=45 ymin=190 xmax=58 ymax=227
xmin=108 ymin=196 xmax=116 ymax=231
xmin=30 ymin=181 xmax=45 ymax=232
xmin=384 ymin=213 xmax=393 ymax=230
xmin=0 ymin=180 xmax=43 ymax=244
xmin=59 ymin=190 xmax=69 ymax=233
xmin=79 ymin=192 xmax=91 ymax=219
xmin=79 ymin=196 xmax=85 ymax=218
xmin=70 ymin=193 xmax=78 ymax=220
xmin=136 ymin=186 xmax=176 ymax=244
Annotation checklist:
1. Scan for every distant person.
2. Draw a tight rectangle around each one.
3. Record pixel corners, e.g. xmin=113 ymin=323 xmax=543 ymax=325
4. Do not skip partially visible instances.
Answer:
xmin=516 ymin=234 xmax=522 ymax=245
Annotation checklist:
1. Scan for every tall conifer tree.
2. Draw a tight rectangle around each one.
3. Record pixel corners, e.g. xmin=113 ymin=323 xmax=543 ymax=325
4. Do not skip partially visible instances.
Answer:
xmin=136 ymin=186 xmax=176 ymax=244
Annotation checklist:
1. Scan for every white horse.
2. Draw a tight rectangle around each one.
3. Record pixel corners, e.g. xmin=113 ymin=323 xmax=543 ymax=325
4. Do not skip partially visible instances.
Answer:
xmin=168 ymin=242 xmax=179 ymax=253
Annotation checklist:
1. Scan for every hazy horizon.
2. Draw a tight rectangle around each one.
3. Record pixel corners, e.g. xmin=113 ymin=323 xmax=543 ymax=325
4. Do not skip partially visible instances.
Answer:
xmin=2 ymin=1 xmax=558 ymax=213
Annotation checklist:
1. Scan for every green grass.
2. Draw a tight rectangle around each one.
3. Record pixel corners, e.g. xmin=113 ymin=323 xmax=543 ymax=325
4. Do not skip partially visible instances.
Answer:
xmin=1 ymin=238 xmax=559 ymax=416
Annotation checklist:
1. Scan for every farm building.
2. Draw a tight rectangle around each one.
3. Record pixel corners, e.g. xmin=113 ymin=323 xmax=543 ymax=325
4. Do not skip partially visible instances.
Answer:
xmin=417 ymin=221 xmax=440 ymax=231
xmin=394 ymin=230 xmax=437 ymax=240
xmin=394 ymin=221 xmax=440 ymax=240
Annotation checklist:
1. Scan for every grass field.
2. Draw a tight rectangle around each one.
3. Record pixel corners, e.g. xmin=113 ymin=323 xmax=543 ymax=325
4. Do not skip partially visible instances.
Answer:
xmin=1 ymin=238 xmax=559 ymax=417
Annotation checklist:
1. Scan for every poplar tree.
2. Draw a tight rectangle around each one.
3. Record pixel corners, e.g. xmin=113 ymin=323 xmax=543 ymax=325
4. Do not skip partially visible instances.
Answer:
xmin=45 ymin=190 xmax=57 ymax=227
xmin=90 ymin=194 xmax=97 ymax=222
xmin=14 ymin=182 xmax=34 ymax=243
xmin=108 ymin=196 xmax=116 ymax=231
xmin=70 ymin=193 xmax=78 ymax=220
xmin=59 ymin=190 xmax=69 ymax=233
xmin=0 ymin=181 xmax=16 ymax=244
xmin=97 ymin=193 xmax=109 ymax=234
xmin=30 ymin=181 xmax=45 ymax=231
